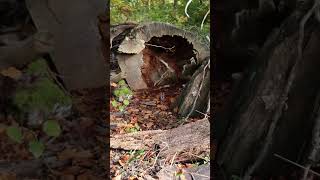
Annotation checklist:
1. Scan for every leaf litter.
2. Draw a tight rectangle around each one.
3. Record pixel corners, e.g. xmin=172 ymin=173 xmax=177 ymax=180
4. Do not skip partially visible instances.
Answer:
xmin=110 ymin=83 xmax=206 ymax=179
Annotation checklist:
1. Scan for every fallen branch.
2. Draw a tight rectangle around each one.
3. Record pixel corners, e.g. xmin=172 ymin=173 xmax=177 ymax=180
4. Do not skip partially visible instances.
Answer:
xmin=274 ymin=154 xmax=320 ymax=177
xmin=110 ymin=119 xmax=210 ymax=158
xmin=145 ymin=43 xmax=175 ymax=51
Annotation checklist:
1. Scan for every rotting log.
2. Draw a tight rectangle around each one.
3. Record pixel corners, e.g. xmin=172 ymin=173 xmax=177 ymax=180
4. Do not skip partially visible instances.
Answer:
xmin=110 ymin=119 xmax=210 ymax=160
xmin=176 ymin=57 xmax=210 ymax=117
xmin=0 ymin=31 xmax=54 ymax=70
xmin=110 ymin=22 xmax=210 ymax=117
xmin=111 ymin=22 xmax=209 ymax=91
xmin=117 ymin=22 xmax=209 ymax=60
xmin=215 ymin=7 xmax=320 ymax=178
xmin=26 ymin=0 xmax=107 ymax=90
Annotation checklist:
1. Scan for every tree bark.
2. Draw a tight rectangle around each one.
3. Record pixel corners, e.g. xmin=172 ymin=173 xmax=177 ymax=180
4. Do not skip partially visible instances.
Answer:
xmin=215 ymin=8 xmax=320 ymax=179
xmin=111 ymin=119 xmax=210 ymax=160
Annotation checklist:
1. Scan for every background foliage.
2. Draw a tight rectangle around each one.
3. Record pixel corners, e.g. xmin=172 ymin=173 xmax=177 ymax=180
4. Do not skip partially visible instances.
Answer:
xmin=110 ymin=0 xmax=210 ymax=37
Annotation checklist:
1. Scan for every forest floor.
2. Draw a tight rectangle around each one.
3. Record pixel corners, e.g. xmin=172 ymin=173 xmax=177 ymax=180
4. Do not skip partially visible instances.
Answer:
xmin=109 ymin=83 xmax=210 ymax=179
xmin=0 ymin=87 xmax=108 ymax=179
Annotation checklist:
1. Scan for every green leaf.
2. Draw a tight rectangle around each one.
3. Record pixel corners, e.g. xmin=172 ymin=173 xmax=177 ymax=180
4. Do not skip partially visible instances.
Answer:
xmin=136 ymin=149 xmax=145 ymax=156
xmin=123 ymin=99 xmax=130 ymax=106
xmin=122 ymin=87 xmax=132 ymax=95
xmin=118 ymin=105 xmax=125 ymax=112
xmin=28 ymin=140 xmax=45 ymax=158
xmin=111 ymin=100 xmax=118 ymax=107
xmin=43 ymin=120 xmax=61 ymax=137
xmin=114 ymin=89 xmax=120 ymax=97
xmin=118 ymin=80 xmax=126 ymax=86
xmin=6 ymin=126 xmax=23 ymax=143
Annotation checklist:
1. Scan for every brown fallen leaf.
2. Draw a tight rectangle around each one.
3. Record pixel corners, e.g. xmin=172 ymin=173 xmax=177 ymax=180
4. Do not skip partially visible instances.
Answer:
xmin=0 ymin=173 xmax=16 ymax=180
xmin=119 ymin=154 xmax=130 ymax=167
xmin=0 ymin=67 xmax=22 ymax=80
xmin=157 ymin=104 xmax=168 ymax=111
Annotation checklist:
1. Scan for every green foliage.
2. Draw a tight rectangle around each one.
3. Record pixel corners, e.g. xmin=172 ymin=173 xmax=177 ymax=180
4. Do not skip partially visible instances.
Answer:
xmin=43 ymin=120 xmax=61 ymax=137
xmin=128 ymin=149 xmax=145 ymax=163
xmin=125 ymin=123 xmax=140 ymax=133
xmin=231 ymin=175 xmax=242 ymax=180
xmin=6 ymin=126 xmax=23 ymax=143
xmin=13 ymin=60 xmax=71 ymax=114
xmin=28 ymin=140 xmax=45 ymax=158
xmin=26 ymin=58 xmax=49 ymax=76
xmin=112 ymin=80 xmax=133 ymax=112
xmin=111 ymin=0 xmax=210 ymax=38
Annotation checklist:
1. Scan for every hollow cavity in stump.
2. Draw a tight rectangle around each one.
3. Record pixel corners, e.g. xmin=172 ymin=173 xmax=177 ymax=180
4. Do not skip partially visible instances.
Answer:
xmin=140 ymin=35 xmax=196 ymax=88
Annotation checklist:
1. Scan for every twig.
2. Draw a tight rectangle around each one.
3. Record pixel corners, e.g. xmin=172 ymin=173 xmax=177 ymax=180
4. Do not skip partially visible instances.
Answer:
xmin=145 ymin=43 xmax=175 ymax=51
xmin=170 ymin=152 xmax=178 ymax=166
xmin=185 ymin=0 xmax=193 ymax=18
xmin=154 ymin=58 xmax=175 ymax=86
xmin=195 ymin=110 xmax=210 ymax=119
xmin=201 ymin=9 xmax=210 ymax=30
xmin=274 ymin=153 xmax=320 ymax=177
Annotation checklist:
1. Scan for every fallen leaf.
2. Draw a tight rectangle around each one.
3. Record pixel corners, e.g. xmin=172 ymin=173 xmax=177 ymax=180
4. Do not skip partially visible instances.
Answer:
xmin=119 ymin=154 xmax=130 ymax=166
xmin=0 ymin=173 xmax=16 ymax=180
xmin=130 ymin=116 xmax=138 ymax=123
xmin=157 ymin=105 xmax=168 ymax=111
xmin=112 ymin=175 xmax=121 ymax=180
xmin=0 ymin=67 xmax=22 ymax=80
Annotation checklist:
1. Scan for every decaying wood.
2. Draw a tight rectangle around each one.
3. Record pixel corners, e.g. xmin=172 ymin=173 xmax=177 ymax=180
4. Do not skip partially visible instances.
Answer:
xmin=157 ymin=163 xmax=210 ymax=179
xmin=111 ymin=119 xmax=210 ymax=158
xmin=0 ymin=31 xmax=54 ymax=71
xmin=111 ymin=22 xmax=209 ymax=92
xmin=117 ymin=22 xmax=209 ymax=61
xmin=26 ymin=0 xmax=107 ymax=90
xmin=117 ymin=53 xmax=148 ymax=89
xmin=176 ymin=57 xmax=210 ymax=117
xmin=216 ymin=10 xmax=320 ymax=178
xmin=110 ymin=23 xmax=137 ymax=46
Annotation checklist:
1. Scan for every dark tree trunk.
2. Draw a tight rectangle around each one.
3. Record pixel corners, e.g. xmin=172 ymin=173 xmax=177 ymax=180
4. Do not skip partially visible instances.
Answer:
xmin=214 ymin=1 xmax=320 ymax=178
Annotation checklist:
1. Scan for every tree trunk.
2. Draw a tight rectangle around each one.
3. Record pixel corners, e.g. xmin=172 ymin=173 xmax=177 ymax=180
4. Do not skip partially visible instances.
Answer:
xmin=215 ymin=4 xmax=320 ymax=179
xmin=173 ymin=0 xmax=178 ymax=11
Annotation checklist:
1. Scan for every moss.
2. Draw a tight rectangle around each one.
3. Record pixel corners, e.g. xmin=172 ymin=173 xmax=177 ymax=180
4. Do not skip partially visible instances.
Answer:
xmin=13 ymin=60 xmax=71 ymax=113
xmin=26 ymin=58 xmax=50 ymax=76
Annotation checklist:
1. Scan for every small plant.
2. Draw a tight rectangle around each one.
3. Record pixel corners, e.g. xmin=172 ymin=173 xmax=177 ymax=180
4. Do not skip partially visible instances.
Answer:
xmin=125 ymin=123 xmax=140 ymax=133
xmin=128 ymin=149 xmax=145 ymax=163
xmin=6 ymin=125 xmax=23 ymax=144
xmin=6 ymin=119 xmax=62 ymax=158
xmin=111 ymin=80 xmax=133 ymax=112
xmin=28 ymin=140 xmax=45 ymax=158
xmin=43 ymin=120 xmax=61 ymax=137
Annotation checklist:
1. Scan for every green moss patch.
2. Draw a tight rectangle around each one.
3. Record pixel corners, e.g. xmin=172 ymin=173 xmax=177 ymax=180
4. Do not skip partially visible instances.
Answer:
xmin=13 ymin=59 xmax=71 ymax=113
